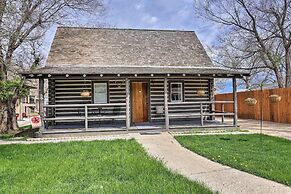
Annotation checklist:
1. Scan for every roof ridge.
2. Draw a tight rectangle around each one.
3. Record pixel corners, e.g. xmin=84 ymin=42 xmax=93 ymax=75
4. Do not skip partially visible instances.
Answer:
xmin=57 ymin=26 xmax=196 ymax=33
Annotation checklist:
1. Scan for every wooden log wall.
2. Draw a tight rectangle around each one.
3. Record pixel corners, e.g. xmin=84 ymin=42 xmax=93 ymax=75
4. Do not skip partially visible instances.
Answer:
xmin=150 ymin=78 xmax=211 ymax=121
xmin=48 ymin=77 xmax=212 ymax=123
xmin=48 ymin=79 xmax=126 ymax=123
xmin=215 ymin=88 xmax=291 ymax=124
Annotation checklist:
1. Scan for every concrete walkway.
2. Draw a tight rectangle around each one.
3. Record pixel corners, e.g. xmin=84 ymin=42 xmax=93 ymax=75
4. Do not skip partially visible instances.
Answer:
xmin=223 ymin=117 xmax=291 ymax=140
xmin=135 ymin=132 xmax=291 ymax=194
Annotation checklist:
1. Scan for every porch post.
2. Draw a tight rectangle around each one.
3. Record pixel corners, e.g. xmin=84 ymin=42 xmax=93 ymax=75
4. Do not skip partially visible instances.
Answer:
xmin=164 ymin=78 xmax=169 ymax=131
xmin=233 ymin=77 xmax=238 ymax=127
xmin=38 ymin=78 xmax=45 ymax=137
xmin=125 ymin=78 xmax=130 ymax=131
xmin=84 ymin=105 xmax=88 ymax=131
xmin=209 ymin=78 xmax=215 ymax=120
xmin=200 ymin=103 xmax=204 ymax=126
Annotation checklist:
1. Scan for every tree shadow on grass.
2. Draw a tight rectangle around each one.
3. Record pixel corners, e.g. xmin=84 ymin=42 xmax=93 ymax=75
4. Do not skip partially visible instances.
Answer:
xmin=219 ymin=137 xmax=231 ymax=141
xmin=219 ymin=137 xmax=248 ymax=142
xmin=238 ymin=139 xmax=248 ymax=142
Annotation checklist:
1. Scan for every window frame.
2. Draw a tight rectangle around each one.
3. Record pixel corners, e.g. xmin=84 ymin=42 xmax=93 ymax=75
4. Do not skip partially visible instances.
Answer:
xmin=92 ymin=81 xmax=109 ymax=104
xmin=169 ymin=82 xmax=184 ymax=102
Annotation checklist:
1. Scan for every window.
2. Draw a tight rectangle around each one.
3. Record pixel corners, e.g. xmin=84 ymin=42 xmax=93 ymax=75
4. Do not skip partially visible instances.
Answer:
xmin=29 ymin=96 xmax=35 ymax=104
xmin=170 ymin=82 xmax=183 ymax=102
xmin=93 ymin=83 xmax=108 ymax=103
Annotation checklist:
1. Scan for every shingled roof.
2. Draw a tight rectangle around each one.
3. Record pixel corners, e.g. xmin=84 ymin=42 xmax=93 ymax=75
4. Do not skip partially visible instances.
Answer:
xmin=23 ymin=27 xmax=249 ymax=77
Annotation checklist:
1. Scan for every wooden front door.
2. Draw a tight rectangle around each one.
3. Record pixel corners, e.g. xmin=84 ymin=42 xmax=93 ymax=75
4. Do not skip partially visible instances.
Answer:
xmin=131 ymin=82 xmax=149 ymax=123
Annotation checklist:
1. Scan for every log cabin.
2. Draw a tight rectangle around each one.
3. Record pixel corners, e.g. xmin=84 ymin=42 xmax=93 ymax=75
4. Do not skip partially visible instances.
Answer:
xmin=22 ymin=27 xmax=249 ymax=135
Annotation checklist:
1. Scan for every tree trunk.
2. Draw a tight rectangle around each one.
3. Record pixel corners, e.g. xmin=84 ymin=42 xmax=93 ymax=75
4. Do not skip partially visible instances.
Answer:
xmin=0 ymin=0 xmax=7 ymax=26
xmin=243 ymin=76 xmax=251 ymax=90
xmin=286 ymin=51 xmax=291 ymax=88
xmin=274 ymin=67 xmax=285 ymax=88
xmin=0 ymin=60 xmax=7 ymax=81
xmin=0 ymin=98 xmax=19 ymax=134
xmin=7 ymin=98 xmax=18 ymax=131
xmin=0 ymin=101 xmax=8 ymax=133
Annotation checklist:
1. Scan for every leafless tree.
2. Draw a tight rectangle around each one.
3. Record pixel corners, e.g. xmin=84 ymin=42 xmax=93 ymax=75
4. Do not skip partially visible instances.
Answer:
xmin=0 ymin=0 xmax=105 ymax=132
xmin=194 ymin=0 xmax=291 ymax=88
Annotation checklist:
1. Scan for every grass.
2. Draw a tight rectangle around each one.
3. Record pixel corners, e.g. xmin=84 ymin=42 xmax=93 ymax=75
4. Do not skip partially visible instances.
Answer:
xmin=238 ymin=129 xmax=249 ymax=132
xmin=0 ymin=134 xmax=26 ymax=141
xmin=172 ymin=128 xmax=241 ymax=136
xmin=175 ymin=134 xmax=291 ymax=186
xmin=0 ymin=139 xmax=212 ymax=194
xmin=0 ymin=134 xmax=14 ymax=140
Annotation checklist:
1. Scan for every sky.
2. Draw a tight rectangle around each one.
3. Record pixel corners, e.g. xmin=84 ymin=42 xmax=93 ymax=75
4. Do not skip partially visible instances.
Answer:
xmin=102 ymin=0 xmax=220 ymax=45
xmin=45 ymin=0 xmax=222 ymax=51
xmin=44 ymin=0 xmax=233 ymax=93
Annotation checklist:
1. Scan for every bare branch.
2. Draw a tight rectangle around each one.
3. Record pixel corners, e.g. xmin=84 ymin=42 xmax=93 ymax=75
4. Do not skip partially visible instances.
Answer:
xmin=195 ymin=0 xmax=291 ymax=88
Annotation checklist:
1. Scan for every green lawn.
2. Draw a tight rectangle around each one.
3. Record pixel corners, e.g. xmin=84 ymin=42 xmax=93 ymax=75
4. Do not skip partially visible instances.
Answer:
xmin=0 ymin=139 xmax=212 ymax=194
xmin=0 ymin=134 xmax=14 ymax=140
xmin=176 ymin=134 xmax=291 ymax=186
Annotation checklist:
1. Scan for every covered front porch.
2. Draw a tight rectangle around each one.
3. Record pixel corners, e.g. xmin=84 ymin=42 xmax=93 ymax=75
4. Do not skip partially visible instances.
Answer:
xmin=22 ymin=72 xmax=243 ymax=135
xmin=42 ymin=101 xmax=236 ymax=134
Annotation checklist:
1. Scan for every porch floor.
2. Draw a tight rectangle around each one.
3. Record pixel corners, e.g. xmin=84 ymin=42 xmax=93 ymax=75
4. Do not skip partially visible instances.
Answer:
xmin=44 ymin=118 xmax=236 ymax=134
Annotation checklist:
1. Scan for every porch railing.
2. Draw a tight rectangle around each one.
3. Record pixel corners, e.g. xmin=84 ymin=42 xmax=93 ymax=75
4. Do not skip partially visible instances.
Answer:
xmin=43 ymin=101 xmax=235 ymax=131
xmin=168 ymin=101 xmax=234 ymax=126
xmin=44 ymin=103 xmax=126 ymax=130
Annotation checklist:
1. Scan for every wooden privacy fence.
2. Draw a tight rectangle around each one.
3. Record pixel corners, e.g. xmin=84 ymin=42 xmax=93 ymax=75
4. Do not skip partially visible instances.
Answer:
xmin=215 ymin=88 xmax=291 ymax=124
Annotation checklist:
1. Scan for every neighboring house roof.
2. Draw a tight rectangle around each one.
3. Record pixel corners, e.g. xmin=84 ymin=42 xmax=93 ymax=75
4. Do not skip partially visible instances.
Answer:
xmin=22 ymin=27 xmax=249 ymax=77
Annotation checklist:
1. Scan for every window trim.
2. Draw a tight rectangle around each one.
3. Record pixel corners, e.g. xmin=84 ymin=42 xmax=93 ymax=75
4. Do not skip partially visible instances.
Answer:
xmin=169 ymin=82 xmax=184 ymax=102
xmin=92 ymin=81 xmax=109 ymax=104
